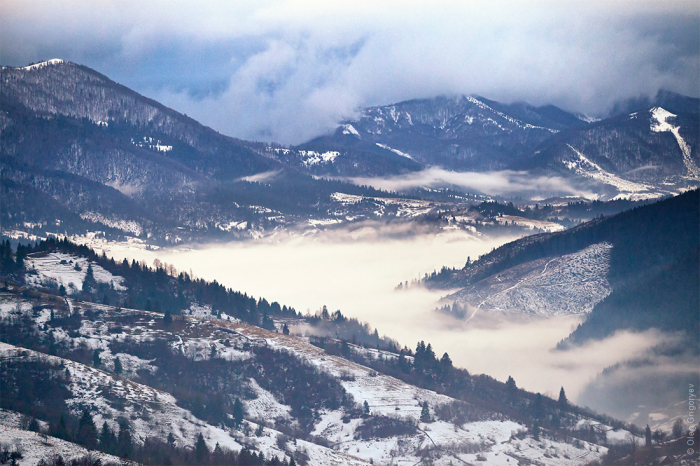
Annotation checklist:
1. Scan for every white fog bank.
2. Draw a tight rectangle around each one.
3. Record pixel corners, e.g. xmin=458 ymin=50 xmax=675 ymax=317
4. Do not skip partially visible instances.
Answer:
xmin=106 ymin=229 xmax=666 ymax=403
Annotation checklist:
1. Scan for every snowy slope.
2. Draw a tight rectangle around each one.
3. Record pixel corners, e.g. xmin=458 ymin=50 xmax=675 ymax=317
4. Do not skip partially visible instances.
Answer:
xmin=0 ymin=341 xmax=245 ymax=453
xmin=0 ymin=423 xmax=125 ymax=466
xmin=452 ymin=243 xmax=613 ymax=320
xmin=562 ymin=144 xmax=658 ymax=200
xmin=228 ymin=323 xmax=613 ymax=465
xmin=650 ymin=107 xmax=700 ymax=179
xmin=0 ymin=286 xmax=638 ymax=465
xmin=24 ymin=252 xmax=126 ymax=294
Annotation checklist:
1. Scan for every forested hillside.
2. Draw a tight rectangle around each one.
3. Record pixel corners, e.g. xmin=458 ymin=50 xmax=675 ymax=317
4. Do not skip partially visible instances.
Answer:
xmin=426 ymin=190 xmax=699 ymax=341
xmin=0 ymin=236 xmax=671 ymax=465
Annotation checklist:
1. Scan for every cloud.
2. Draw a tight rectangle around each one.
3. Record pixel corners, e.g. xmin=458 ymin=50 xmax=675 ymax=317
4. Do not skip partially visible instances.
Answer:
xmin=237 ymin=169 xmax=282 ymax=183
xmin=2 ymin=1 xmax=698 ymax=144
xmin=104 ymin=226 xmax=668 ymax=401
xmin=340 ymin=167 xmax=596 ymax=198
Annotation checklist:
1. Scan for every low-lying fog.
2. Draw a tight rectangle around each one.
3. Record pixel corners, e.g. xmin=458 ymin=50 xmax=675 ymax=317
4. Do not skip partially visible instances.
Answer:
xmin=108 ymin=227 xmax=666 ymax=409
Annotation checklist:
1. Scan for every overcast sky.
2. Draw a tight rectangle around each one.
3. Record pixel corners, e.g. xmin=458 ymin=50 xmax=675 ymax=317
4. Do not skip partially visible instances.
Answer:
xmin=2 ymin=0 xmax=698 ymax=144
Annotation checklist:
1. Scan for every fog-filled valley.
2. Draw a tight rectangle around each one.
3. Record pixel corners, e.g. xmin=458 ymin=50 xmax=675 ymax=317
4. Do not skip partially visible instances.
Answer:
xmin=101 ymin=226 xmax=678 ymax=420
xmin=1 ymin=4 xmax=699 ymax=462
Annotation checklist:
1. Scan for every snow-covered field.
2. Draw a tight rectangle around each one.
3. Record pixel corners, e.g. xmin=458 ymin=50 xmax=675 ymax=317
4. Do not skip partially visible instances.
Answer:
xmin=563 ymin=144 xmax=656 ymax=196
xmin=0 ymin=422 xmax=125 ymax=466
xmin=330 ymin=192 xmax=441 ymax=219
xmin=453 ymin=243 xmax=613 ymax=319
xmin=0 ymin=286 xmax=627 ymax=465
xmin=24 ymin=252 xmax=126 ymax=294
xmin=495 ymin=215 xmax=566 ymax=233
xmin=650 ymin=107 xmax=700 ymax=179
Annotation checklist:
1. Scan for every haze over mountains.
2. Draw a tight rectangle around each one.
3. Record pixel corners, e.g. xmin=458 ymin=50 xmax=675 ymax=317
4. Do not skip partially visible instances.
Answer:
xmin=2 ymin=59 xmax=698 ymax=247
xmin=296 ymin=92 xmax=699 ymax=190
xmin=1 ymin=55 xmax=699 ymax=465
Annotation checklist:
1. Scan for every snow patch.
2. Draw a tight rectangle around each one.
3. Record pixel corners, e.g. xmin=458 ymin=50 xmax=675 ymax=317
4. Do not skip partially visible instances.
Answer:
xmin=21 ymin=59 xmax=64 ymax=71
xmin=650 ymin=107 xmax=699 ymax=179
xmin=244 ymin=378 xmax=292 ymax=422
xmin=564 ymin=145 xmax=653 ymax=194
xmin=24 ymin=252 xmax=127 ymax=294
xmin=299 ymin=150 xmax=340 ymax=166
xmin=80 ymin=211 xmax=143 ymax=236
xmin=342 ymin=124 xmax=361 ymax=137
xmin=466 ymin=96 xmax=557 ymax=133
xmin=376 ymin=143 xmax=414 ymax=159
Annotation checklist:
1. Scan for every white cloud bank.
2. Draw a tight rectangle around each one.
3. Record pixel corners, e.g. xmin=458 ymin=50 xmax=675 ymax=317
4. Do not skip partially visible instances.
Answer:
xmin=107 ymin=228 xmax=667 ymax=401
xmin=2 ymin=1 xmax=698 ymax=143
xmin=341 ymin=167 xmax=596 ymax=198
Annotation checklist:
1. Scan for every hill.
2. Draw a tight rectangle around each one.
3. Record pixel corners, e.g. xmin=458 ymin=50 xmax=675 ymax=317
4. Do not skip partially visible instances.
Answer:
xmin=426 ymin=190 xmax=699 ymax=342
xmin=0 ymin=237 xmax=662 ymax=465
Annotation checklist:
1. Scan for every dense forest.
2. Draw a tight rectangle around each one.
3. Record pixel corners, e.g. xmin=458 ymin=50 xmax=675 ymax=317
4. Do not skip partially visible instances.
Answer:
xmin=0 ymin=236 xmax=298 ymax=328
xmin=426 ymin=190 xmax=700 ymax=342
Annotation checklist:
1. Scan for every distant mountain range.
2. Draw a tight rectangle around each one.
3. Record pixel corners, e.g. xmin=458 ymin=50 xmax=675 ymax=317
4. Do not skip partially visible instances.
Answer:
xmin=295 ymin=95 xmax=588 ymax=174
xmin=1 ymin=59 xmax=698 ymax=243
xmin=293 ymin=92 xmax=699 ymax=200
xmin=0 ymin=59 xmax=404 ymax=243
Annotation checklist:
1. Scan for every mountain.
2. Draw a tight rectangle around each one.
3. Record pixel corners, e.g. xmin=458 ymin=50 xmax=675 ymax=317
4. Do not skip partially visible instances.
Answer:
xmin=521 ymin=104 xmax=700 ymax=199
xmin=1 ymin=59 xmax=277 ymax=180
xmin=0 ymin=237 xmax=662 ymax=465
xmin=0 ymin=60 xmax=414 ymax=244
xmin=293 ymin=93 xmax=699 ymax=201
xmin=423 ymin=191 xmax=699 ymax=431
xmin=294 ymin=95 xmax=588 ymax=176
xmin=426 ymin=190 xmax=699 ymax=341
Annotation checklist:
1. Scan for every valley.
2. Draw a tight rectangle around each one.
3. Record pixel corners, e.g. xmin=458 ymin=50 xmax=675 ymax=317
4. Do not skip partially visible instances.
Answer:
xmin=0 ymin=56 xmax=698 ymax=466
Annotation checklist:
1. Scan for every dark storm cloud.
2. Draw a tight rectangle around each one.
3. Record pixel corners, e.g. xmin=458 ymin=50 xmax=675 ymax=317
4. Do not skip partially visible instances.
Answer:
xmin=2 ymin=1 xmax=698 ymax=144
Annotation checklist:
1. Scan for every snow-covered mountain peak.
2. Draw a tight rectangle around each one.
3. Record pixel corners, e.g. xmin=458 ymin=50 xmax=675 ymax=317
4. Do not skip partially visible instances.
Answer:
xmin=341 ymin=123 xmax=361 ymax=137
xmin=650 ymin=107 xmax=677 ymax=131
xmin=20 ymin=58 xmax=65 ymax=71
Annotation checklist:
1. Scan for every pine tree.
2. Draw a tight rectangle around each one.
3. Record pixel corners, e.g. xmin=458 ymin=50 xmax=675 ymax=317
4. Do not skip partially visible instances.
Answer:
xmin=672 ymin=418 xmax=683 ymax=439
xmin=505 ymin=376 xmax=517 ymax=395
xmin=83 ymin=264 xmax=96 ymax=292
xmin=76 ymin=409 xmax=97 ymax=449
xmin=232 ymin=398 xmax=244 ymax=426
xmin=425 ymin=343 xmax=436 ymax=362
xmin=532 ymin=393 xmax=543 ymax=420
xmin=99 ymin=421 xmax=116 ymax=453
xmin=645 ymin=425 xmax=652 ymax=447
xmin=363 ymin=400 xmax=371 ymax=417
xmin=163 ymin=309 xmax=172 ymax=326
xmin=532 ymin=421 xmax=540 ymax=440
xmin=15 ymin=244 xmax=26 ymax=269
xmin=53 ymin=413 xmax=69 ymax=440
xmin=92 ymin=349 xmax=102 ymax=368
xmin=195 ymin=432 xmax=209 ymax=461
xmin=558 ymin=387 xmax=568 ymax=410
xmin=440 ymin=352 xmax=453 ymax=371
xmin=113 ymin=357 xmax=122 ymax=375
xmin=117 ymin=418 xmax=133 ymax=458
xmin=420 ymin=401 xmax=431 ymax=423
